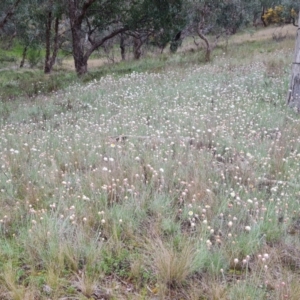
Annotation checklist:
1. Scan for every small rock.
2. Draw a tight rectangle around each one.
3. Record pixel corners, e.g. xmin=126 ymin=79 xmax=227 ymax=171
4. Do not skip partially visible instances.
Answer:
xmin=42 ymin=284 xmax=52 ymax=294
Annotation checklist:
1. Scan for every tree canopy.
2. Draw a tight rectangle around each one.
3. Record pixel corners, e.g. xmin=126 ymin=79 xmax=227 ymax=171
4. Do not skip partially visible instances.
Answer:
xmin=0 ymin=0 xmax=298 ymax=75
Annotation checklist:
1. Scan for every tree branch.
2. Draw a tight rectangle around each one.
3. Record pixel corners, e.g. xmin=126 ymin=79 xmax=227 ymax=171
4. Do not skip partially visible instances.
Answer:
xmin=77 ymin=0 xmax=97 ymax=25
xmin=85 ymin=17 xmax=96 ymax=45
xmin=197 ymin=25 xmax=210 ymax=50
xmin=85 ymin=27 xmax=128 ymax=59
xmin=0 ymin=0 xmax=22 ymax=29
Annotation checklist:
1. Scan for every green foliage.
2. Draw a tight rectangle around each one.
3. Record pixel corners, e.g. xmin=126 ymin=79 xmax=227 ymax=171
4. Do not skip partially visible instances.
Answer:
xmin=216 ymin=2 xmax=244 ymax=33
xmin=228 ymin=282 xmax=267 ymax=300
xmin=127 ymin=0 xmax=185 ymax=51
xmin=0 ymin=53 xmax=16 ymax=63
xmin=27 ymin=46 xmax=42 ymax=67
xmin=0 ymin=69 xmax=77 ymax=100
xmin=0 ymin=52 xmax=16 ymax=68
xmin=0 ymin=0 xmax=22 ymax=32
xmin=92 ymin=0 xmax=129 ymax=26
xmin=100 ymin=248 xmax=131 ymax=278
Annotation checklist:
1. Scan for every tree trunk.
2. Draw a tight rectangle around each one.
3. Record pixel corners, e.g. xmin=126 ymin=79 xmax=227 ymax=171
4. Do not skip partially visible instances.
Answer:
xmin=68 ymin=0 xmax=89 ymax=76
xmin=287 ymin=11 xmax=300 ymax=111
xmin=133 ymin=36 xmax=142 ymax=60
xmin=197 ymin=27 xmax=212 ymax=62
xmin=70 ymin=24 xmax=87 ymax=75
xmin=261 ymin=7 xmax=267 ymax=27
xmin=45 ymin=16 xmax=60 ymax=74
xmin=120 ymin=33 xmax=126 ymax=61
xmin=73 ymin=47 xmax=88 ymax=76
xmin=49 ymin=17 xmax=60 ymax=71
xmin=205 ymin=47 xmax=211 ymax=62
xmin=20 ymin=45 xmax=27 ymax=68
xmin=44 ymin=10 xmax=52 ymax=74
xmin=67 ymin=0 xmax=125 ymax=76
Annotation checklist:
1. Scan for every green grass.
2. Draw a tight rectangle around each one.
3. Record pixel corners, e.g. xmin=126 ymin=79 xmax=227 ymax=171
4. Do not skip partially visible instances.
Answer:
xmin=0 ymin=69 xmax=77 ymax=100
xmin=0 ymin=34 xmax=294 ymax=101
xmin=0 ymin=32 xmax=300 ymax=299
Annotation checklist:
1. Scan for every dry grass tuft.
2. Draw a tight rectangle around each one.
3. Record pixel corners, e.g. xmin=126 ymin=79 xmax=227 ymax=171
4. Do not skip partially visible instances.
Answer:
xmin=147 ymin=238 xmax=197 ymax=288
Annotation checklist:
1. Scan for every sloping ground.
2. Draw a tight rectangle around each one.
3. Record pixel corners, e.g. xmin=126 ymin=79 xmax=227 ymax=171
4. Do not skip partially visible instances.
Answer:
xmin=62 ymin=24 xmax=297 ymax=71
xmin=1 ymin=38 xmax=300 ymax=299
xmin=227 ymin=24 xmax=297 ymax=44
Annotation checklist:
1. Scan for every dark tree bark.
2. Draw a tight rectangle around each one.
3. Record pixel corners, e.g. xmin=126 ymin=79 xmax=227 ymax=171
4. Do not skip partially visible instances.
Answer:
xmin=68 ymin=0 xmax=126 ymax=75
xmin=261 ymin=7 xmax=267 ymax=27
xmin=120 ymin=32 xmax=126 ymax=61
xmin=196 ymin=22 xmax=224 ymax=63
xmin=129 ymin=31 xmax=150 ymax=60
xmin=20 ymin=45 xmax=27 ymax=68
xmin=195 ymin=5 xmax=217 ymax=62
xmin=44 ymin=10 xmax=52 ymax=73
xmin=44 ymin=15 xmax=60 ymax=74
xmin=50 ymin=17 xmax=60 ymax=69
xmin=197 ymin=26 xmax=211 ymax=62
xmin=68 ymin=0 xmax=92 ymax=76
xmin=287 ymin=11 xmax=300 ymax=111
xmin=133 ymin=36 xmax=142 ymax=60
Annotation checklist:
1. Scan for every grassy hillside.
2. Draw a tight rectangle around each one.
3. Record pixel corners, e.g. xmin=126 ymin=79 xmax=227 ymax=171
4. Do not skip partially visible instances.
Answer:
xmin=0 ymin=30 xmax=300 ymax=299
xmin=0 ymin=24 xmax=296 ymax=101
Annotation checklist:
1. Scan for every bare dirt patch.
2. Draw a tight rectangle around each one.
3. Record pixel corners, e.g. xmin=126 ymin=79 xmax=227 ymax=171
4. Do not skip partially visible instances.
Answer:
xmin=229 ymin=24 xmax=297 ymax=44
xmin=61 ymin=56 xmax=122 ymax=71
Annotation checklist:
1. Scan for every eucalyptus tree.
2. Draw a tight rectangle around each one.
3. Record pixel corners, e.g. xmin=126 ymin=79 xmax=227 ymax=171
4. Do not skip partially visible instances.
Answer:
xmin=66 ymin=0 xmax=131 ymax=75
xmin=185 ymin=0 xmax=246 ymax=62
xmin=13 ymin=0 xmax=43 ymax=67
xmin=126 ymin=0 xmax=185 ymax=57
xmin=43 ymin=0 xmax=66 ymax=73
xmin=141 ymin=0 xmax=185 ymax=53
xmin=282 ymin=0 xmax=300 ymax=25
xmin=65 ymin=0 xmax=186 ymax=73
xmin=0 ymin=0 xmax=23 ymax=49
xmin=15 ymin=0 xmax=66 ymax=72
